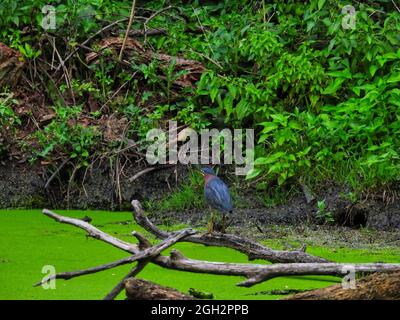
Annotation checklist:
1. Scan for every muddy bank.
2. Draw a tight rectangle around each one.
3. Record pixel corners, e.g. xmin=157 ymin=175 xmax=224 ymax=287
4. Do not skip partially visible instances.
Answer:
xmin=0 ymin=161 xmax=399 ymax=231
xmin=0 ymin=160 xmax=186 ymax=210
xmin=150 ymin=184 xmax=400 ymax=231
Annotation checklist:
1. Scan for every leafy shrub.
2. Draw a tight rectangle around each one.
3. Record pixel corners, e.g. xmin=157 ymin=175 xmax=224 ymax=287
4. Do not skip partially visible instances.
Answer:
xmin=35 ymin=105 xmax=99 ymax=166
xmin=0 ymin=93 xmax=20 ymax=157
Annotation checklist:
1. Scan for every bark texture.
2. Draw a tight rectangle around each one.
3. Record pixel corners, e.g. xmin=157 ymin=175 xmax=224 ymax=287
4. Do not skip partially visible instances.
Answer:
xmin=286 ymin=271 xmax=400 ymax=300
xmin=125 ymin=278 xmax=194 ymax=300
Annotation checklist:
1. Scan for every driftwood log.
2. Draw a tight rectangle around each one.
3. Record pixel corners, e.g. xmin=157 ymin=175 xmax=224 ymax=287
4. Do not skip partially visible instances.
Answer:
xmin=285 ymin=271 xmax=400 ymax=300
xmin=125 ymin=278 xmax=194 ymax=300
xmin=35 ymin=201 xmax=400 ymax=299
xmin=131 ymin=200 xmax=328 ymax=263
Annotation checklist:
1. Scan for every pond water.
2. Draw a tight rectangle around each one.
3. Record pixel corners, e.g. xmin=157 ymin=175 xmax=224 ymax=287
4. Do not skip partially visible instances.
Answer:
xmin=0 ymin=209 xmax=399 ymax=300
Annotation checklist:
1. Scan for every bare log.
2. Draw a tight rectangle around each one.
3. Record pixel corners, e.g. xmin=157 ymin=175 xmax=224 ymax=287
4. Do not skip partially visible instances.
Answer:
xmin=161 ymin=249 xmax=400 ymax=287
xmin=39 ymin=209 xmax=400 ymax=289
xmin=285 ymin=271 xmax=400 ymax=300
xmin=131 ymin=200 xmax=329 ymax=263
xmin=42 ymin=209 xmax=138 ymax=252
xmin=34 ymin=219 xmax=195 ymax=287
xmin=125 ymin=278 xmax=194 ymax=300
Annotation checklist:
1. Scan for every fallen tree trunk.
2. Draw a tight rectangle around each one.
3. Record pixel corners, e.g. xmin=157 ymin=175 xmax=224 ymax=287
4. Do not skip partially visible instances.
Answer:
xmin=285 ymin=271 xmax=400 ymax=300
xmin=131 ymin=200 xmax=329 ymax=263
xmin=125 ymin=278 xmax=194 ymax=300
xmin=36 ymin=203 xmax=400 ymax=298
xmin=159 ymin=250 xmax=400 ymax=287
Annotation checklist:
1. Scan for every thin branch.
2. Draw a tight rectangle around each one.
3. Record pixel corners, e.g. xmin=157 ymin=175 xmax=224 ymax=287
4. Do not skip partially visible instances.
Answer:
xmin=128 ymin=167 xmax=157 ymax=183
xmin=392 ymin=0 xmax=400 ymax=13
xmin=45 ymin=158 xmax=70 ymax=189
xmin=119 ymin=0 xmax=137 ymax=61
xmin=42 ymin=209 xmax=138 ymax=253
xmin=143 ymin=5 xmax=176 ymax=43
xmin=103 ymin=260 xmax=148 ymax=300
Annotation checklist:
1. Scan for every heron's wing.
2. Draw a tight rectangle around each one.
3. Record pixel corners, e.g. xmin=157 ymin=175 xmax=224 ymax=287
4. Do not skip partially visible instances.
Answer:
xmin=205 ymin=178 xmax=233 ymax=213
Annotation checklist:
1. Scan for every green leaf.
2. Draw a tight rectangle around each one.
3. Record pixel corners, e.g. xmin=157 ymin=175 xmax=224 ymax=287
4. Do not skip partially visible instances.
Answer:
xmin=387 ymin=73 xmax=400 ymax=83
xmin=235 ymin=99 xmax=249 ymax=120
xmin=326 ymin=69 xmax=352 ymax=79
xmin=322 ymin=78 xmax=345 ymax=95
xmin=245 ymin=168 xmax=262 ymax=180
xmin=270 ymin=114 xmax=289 ymax=126
xmin=369 ymin=65 xmax=378 ymax=77
xmin=260 ymin=122 xmax=279 ymax=133
xmin=210 ymin=87 xmax=218 ymax=102
xmin=278 ymin=172 xmax=288 ymax=185
xmin=288 ymin=120 xmax=302 ymax=130
xmin=328 ymin=39 xmax=335 ymax=51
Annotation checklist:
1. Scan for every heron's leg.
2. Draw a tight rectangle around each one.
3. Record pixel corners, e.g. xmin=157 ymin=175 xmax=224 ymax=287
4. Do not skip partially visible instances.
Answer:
xmin=220 ymin=214 xmax=227 ymax=233
xmin=206 ymin=210 xmax=216 ymax=233
xmin=223 ymin=215 xmax=234 ymax=232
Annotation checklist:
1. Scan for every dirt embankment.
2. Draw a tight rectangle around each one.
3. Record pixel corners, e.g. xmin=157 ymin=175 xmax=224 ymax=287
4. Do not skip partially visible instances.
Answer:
xmin=0 ymin=161 xmax=399 ymax=231
xmin=0 ymin=160 xmax=181 ymax=210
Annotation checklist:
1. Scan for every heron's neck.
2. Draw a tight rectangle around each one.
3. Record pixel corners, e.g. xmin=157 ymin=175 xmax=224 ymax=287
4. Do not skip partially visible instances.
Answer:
xmin=204 ymin=174 xmax=215 ymax=184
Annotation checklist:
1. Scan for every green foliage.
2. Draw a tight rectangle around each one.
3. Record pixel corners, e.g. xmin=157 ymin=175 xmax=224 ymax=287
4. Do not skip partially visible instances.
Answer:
xmin=316 ymin=199 xmax=334 ymax=224
xmin=0 ymin=92 xmax=20 ymax=157
xmin=156 ymin=170 xmax=204 ymax=212
xmin=0 ymin=93 xmax=20 ymax=128
xmin=2 ymin=0 xmax=400 ymax=193
xmin=34 ymin=105 xmax=99 ymax=166
xmin=0 ymin=0 xmax=127 ymax=38
xmin=154 ymin=0 xmax=400 ymax=190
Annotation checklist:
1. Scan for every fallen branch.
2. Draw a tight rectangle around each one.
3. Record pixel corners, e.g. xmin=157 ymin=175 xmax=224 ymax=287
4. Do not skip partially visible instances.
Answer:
xmin=131 ymin=200 xmax=329 ymax=263
xmin=38 ymin=207 xmax=400 ymax=295
xmin=42 ymin=208 xmax=137 ymax=252
xmin=34 ymin=227 xmax=195 ymax=287
xmin=160 ymin=249 xmax=400 ymax=287
xmin=103 ymin=261 xmax=149 ymax=300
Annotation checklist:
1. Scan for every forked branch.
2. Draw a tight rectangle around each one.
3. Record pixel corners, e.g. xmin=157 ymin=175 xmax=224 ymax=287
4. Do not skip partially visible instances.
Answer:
xmin=37 ymin=207 xmax=400 ymax=295
xmin=131 ymin=200 xmax=329 ymax=263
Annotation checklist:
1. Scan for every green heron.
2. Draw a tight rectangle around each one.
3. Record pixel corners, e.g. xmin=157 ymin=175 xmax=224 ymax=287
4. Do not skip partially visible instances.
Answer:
xmin=200 ymin=167 xmax=233 ymax=233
